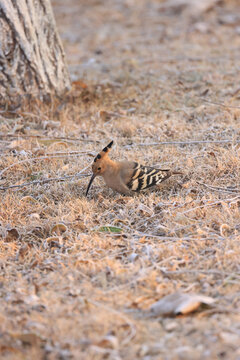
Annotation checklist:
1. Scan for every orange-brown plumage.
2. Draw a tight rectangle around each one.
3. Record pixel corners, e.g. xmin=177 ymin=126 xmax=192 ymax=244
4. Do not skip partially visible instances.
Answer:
xmin=86 ymin=140 xmax=182 ymax=196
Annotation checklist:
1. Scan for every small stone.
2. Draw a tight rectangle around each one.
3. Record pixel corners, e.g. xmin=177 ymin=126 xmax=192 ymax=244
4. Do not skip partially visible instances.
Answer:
xmin=164 ymin=321 xmax=179 ymax=332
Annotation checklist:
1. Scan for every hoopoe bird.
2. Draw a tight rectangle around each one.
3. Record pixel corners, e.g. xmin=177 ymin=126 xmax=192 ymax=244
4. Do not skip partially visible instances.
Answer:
xmin=86 ymin=140 xmax=182 ymax=196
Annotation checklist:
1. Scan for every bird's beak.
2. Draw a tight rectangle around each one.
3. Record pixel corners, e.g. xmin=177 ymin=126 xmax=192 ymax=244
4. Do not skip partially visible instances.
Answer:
xmin=86 ymin=173 xmax=96 ymax=196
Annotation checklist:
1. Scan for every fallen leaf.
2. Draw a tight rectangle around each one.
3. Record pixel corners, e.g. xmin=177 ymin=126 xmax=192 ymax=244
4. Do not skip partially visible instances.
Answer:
xmin=11 ymin=332 xmax=44 ymax=346
xmin=20 ymin=196 xmax=38 ymax=203
xmin=137 ymin=204 xmax=153 ymax=217
xmin=48 ymin=141 xmax=69 ymax=151
xmin=51 ymin=223 xmax=68 ymax=235
xmin=72 ymin=80 xmax=88 ymax=89
xmin=5 ymin=228 xmax=19 ymax=242
xmin=98 ymin=226 xmax=123 ymax=233
xmin=98 ymin=110 xmax=112 ymax=122
xmin=97 ymin=335 xmax=119 ymax=349
xmin=150 ymin=292 xmax=215 ymax=316
xmin=38 ymin=139 xmax=62 ymax=146
xmin=28 ymin=213 xmax=40 ymax=221
xmin=45 ymin=236 xmax=60 ymax=243
xmin=220 ymin=224 xmax=232 ymax=237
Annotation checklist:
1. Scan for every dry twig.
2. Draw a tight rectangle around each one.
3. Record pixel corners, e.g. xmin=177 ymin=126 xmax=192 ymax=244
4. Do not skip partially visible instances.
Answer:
xmin=0 ymin=153 xmax=91 ymax=176
xmin=200 ymin=98 xmax=240 ymax=109
xmin=197 ymin=181 xmax=240 ymax=194
xmin=0 ymin=173 xmax=90 ymax=191
xmin=136 ymin=139 xmax=240 ymax=147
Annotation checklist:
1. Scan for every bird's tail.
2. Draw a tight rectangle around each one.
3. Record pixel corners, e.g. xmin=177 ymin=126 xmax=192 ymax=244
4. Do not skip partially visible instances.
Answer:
xmin=171 ymin=171 xmax=183 ymax=176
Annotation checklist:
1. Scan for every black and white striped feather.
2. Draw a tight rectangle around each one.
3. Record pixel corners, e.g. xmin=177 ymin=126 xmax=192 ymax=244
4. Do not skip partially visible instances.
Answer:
xmin=127 ymin=162 xmax=172 ymax=192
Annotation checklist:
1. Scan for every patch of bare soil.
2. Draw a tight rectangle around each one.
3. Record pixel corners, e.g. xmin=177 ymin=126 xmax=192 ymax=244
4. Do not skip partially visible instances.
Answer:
xmin=0 ymin=0 xmax=240 ymax=359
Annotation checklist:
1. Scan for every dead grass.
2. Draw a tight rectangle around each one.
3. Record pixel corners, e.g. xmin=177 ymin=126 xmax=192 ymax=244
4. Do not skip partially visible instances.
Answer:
xmin=0 ymin=0 xmax=240 ymax=359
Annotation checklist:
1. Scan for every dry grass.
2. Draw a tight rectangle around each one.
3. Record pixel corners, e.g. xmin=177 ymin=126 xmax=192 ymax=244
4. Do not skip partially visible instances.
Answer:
xmin=1 ymin=0 xmax=240 ymax=359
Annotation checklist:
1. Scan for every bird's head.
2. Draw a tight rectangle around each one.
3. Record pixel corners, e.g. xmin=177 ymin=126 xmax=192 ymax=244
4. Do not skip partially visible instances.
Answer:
xmin=86 ymin=140 xmax=114 ymax=196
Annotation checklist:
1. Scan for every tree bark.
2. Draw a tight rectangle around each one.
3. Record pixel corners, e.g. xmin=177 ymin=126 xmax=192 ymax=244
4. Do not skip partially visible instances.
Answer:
xmin=0 ymin=0 xmax=70 ymax=103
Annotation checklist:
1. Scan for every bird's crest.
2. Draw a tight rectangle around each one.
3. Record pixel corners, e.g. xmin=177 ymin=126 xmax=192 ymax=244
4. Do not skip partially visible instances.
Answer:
xmin=86 ymin=140 xmax=114 ymax=196
xmin=93 ymin=140 xmax=113 ymax=163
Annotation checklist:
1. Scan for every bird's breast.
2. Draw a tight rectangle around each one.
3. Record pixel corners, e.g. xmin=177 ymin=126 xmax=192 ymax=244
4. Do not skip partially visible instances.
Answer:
xmin=102 ymin=172 xmax=131 ymax=195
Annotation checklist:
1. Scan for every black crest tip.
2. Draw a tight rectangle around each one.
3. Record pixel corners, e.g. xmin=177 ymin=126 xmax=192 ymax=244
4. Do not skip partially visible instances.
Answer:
xmin=107 ymin=140 xmax=114 ymax=148
xmin=102 ymin=140 xmax=114 ymax=152
xmin=94 ymin=154 xmax=101 ymax=162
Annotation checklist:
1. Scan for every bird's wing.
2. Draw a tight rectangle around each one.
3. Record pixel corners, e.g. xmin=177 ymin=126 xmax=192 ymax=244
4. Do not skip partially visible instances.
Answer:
xmin=126 ymin=162 xmax=171 ymax=191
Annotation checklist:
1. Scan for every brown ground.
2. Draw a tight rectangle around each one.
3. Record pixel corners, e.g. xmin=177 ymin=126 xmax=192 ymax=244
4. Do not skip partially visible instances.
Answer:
xmin=1 ymin=0 xmax=240 ymax=359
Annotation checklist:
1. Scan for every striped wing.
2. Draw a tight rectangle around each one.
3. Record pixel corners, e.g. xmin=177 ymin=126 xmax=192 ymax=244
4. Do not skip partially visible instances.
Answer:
xmin=127 ymin=163 xmax=171 ymax=192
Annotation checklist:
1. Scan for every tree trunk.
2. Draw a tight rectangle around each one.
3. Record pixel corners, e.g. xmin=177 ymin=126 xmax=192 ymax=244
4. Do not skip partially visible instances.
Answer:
xmin=0 ymin=0 xmax=70 ymax=103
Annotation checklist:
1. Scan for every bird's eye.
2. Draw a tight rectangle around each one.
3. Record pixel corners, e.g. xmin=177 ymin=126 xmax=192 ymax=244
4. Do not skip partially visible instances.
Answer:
xmin=98 ymin=167 xmax=101 ymax=171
